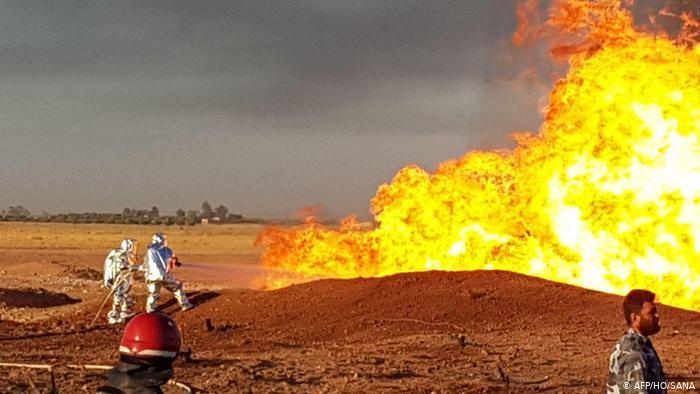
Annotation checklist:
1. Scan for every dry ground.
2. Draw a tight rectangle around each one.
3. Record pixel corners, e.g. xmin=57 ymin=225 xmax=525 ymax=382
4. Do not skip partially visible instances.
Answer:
xmin=1 ymin=222 xmax=699 ymax=393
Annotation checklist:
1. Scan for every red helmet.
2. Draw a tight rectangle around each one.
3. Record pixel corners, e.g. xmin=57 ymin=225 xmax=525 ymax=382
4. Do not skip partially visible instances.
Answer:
xmin=119 ymin=312 xmax=181 ymax=362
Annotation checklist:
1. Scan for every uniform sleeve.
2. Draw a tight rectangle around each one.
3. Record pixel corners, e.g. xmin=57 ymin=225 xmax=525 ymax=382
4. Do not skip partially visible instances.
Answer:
xmin=611 ymin=348 xmax=648 ymax=394
xmin=607 ymin=343 xmax=647 ymax=394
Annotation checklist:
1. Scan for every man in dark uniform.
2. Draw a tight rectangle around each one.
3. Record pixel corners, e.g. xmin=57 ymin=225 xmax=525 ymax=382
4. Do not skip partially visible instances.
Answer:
xmin=607 ymin=289 xmax=666 ymax=394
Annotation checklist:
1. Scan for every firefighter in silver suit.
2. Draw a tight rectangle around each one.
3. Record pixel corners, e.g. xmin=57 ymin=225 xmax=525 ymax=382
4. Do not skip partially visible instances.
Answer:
xmin=103 ymin=239 xmax=139 ymax=324
xmin=144 ymin=232 xmax=193 ymax=313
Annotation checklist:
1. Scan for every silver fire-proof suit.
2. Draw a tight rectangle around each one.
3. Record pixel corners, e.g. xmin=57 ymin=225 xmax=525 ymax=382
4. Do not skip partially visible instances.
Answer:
xmin=144 ymin=232 xmax=192 ymax=313
xmin=103 ymin=239 xmax=138 ymax=324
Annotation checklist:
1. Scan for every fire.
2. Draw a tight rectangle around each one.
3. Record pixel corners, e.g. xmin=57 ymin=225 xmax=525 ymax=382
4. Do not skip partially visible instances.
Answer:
xmin=256 ymin=0 xmax=700 ymax=311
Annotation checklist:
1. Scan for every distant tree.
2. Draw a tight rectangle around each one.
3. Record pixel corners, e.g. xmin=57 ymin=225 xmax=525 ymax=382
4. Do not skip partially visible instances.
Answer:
xmin=227 ymin=213 xmax=243 ymax=222
xmin=151 ymin=206 xmax=160 ymax=218
xmin=186 ymin=210 xmax=199 ymax=225
xmin=135 ymin=209 xmax=149 ymax=218
xmin=201 ymin=201 xmax=213 ymax=219
xmin=122 ymin=208 xmax=132 ymax=217
xmin=8 ymin=205 xmax=30 ymax=217
xmin=215 ymin=204 xmax=229 ymax=221
xmin=175 ymin=209 xmax=185 ymax=218
xmin=163 ymin=216 xmax=175 ymax=226
xmin=175 ymin=216 xmax=186 ymax=226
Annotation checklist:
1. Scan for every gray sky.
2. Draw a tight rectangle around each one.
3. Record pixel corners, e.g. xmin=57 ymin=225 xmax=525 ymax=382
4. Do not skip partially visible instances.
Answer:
xmin=0 ymin=1 xmax=546 ymax=219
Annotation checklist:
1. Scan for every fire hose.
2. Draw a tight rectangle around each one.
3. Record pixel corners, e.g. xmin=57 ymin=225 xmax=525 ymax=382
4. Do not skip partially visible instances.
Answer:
xmin=89 ymin=267 xmax=139 ymax=328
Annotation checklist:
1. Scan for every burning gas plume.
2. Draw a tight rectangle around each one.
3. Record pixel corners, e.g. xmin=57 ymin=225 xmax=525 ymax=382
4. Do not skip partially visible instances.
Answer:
xmin=256 ymin=0 xmax=700 ymax=311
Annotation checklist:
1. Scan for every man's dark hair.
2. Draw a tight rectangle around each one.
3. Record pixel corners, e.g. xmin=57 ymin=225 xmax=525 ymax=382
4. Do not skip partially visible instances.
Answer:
xmin=623 ymin=289 xmax=656 ymax=325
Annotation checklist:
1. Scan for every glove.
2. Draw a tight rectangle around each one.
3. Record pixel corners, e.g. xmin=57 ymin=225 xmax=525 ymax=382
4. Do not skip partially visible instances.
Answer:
xmin=169 ymin=255 xmax=181 ymax=267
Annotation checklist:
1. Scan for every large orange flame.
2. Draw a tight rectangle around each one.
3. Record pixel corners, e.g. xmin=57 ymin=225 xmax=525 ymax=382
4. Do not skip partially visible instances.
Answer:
xmin=256 ymin=0 xmax=700 ymax=311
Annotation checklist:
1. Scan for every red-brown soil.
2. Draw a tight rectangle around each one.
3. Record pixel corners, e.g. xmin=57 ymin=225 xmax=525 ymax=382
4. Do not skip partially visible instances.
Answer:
xmin=1 ymin=223 xmax=698 ymax=392
xmin=1 ymin=270 xmax=699 ymax=393
xmin=0 ymin=288 xmax=80 ymax=309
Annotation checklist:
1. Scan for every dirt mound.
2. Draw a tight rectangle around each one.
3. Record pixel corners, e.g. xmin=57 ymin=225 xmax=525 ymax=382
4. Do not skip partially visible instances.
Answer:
xmin=63 ymin=266 xmax=102 ymax=281
xmin=0 ymin=288 xmax=81 ymax=309
xmin=182 ymin=270 xmax=635 ymax=344
xmin=1 ymin=270 xmax=698 ymax=393
xmin=50 ymin=261 xmax=103 ymax=281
